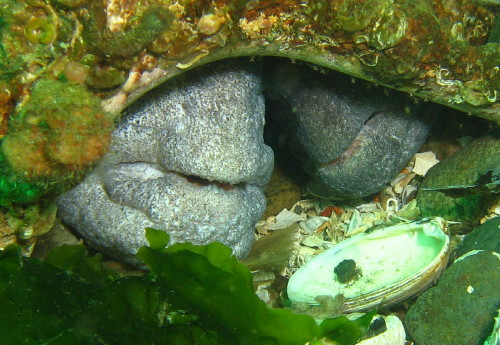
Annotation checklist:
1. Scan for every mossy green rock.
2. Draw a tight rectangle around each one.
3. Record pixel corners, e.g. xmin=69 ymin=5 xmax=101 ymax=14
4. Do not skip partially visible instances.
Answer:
xmin=417 ymin=135 xmax=500 ymax=222
xmin=82 ymin=4 xmax=172 ymax=58
xmin=453 ymin=216 xmax=500 ymax=260
xmin=405 ymin=250 xmax=500 ymax=345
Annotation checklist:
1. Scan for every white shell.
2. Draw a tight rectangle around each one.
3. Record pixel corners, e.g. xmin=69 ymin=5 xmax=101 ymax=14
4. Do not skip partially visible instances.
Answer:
xmin=269 ymin=209 xmax=304 ymax=230
xmin=357 ymin=315 xmax=406 ymax=345
xmin=287 ymin=218 xmax=450 ymax=313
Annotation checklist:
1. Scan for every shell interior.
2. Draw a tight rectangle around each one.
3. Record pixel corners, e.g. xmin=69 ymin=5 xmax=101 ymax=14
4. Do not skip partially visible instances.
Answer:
xmin=287 ymin=218 xmax=449 ymax=312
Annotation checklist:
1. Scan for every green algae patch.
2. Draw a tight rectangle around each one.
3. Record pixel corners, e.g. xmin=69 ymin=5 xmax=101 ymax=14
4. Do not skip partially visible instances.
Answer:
xmin=0 ymin=78 xmax=113 ymax=205
xmin=0 ymin=228 xmax=377 ymax=345
xmin=405 ymin=250 xmax=500 ymax=345
xmin=316 ymin=310 xmax=376 ymax=345
xmin=453 ymin=216 xmax=500 ymax=260
xmin=0 ymin=17 xmax=22 ymax=82
xmin=51 ymin=0 xmax=88 ymax=9
xmin=0 ymin=152 xmax=47 ymax=205
xmin=417 ymin=135 xmax=500 ymax=223
xmin=137 ymin=229 xmax=318 ymax=345
xmin=83 ymin=4 xmax=173 ymax=58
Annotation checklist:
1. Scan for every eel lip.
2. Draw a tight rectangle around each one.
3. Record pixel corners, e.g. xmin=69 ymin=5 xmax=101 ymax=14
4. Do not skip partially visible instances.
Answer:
xmin=319 ymin=134 xmax=364 ymax=168
xmin=318 ymin=109 xmax=390 ymax=169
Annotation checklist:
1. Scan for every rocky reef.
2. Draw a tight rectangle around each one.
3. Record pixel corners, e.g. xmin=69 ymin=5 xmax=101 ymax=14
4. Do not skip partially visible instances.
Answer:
xmin=0 ymin=3 xmax=498 ymax=344
xmin=1 ymin=0 xmax=498 ymax=210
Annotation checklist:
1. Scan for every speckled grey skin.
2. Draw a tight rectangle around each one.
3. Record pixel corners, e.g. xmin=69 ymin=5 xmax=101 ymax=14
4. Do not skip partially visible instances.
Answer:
xmin=57 ymin=60 xmax=273 ymax=264
xmin=265 ymin=61 xmax=432 ymax=198
xmin=112 ymin=60 xmax=273 ymax=187
xmin=316 ymin=109 xmax=432 ymax=198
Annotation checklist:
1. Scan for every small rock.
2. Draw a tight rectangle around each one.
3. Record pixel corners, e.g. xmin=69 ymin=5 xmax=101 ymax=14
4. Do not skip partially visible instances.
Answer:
xmin=405 ymin=250 xmax=500 ymax=345
xmin=453 ymin=216 xmax=500 ymax=260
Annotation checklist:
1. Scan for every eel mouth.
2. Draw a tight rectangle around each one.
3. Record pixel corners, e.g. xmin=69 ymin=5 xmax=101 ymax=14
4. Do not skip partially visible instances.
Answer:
xmin=181 ymin=174 xmax=238 ymax=191
xmin=318 ymin=107 xmax=390 ymax=169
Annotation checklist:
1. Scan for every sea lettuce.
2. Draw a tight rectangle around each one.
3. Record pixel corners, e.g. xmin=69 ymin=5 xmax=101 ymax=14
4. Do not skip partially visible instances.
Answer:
xmin=137 ymin=229 xmax=318 ymax=345
xmin=0 ymin=228 xmax=373 ymax=345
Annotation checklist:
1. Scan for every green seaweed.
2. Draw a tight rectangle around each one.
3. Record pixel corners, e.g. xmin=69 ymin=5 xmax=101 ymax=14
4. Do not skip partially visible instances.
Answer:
xmin=137 ymin=234 xmax=318 ymax=345
xmin=315 ymin=311 xmax=376 ymax=345
xmin=488 ymin=14 xmax=500 ymax=43
xmin=0 ymin=150 xmax=47 ymax=206
xmin=0 ymin=229 xmax=375 ymax=345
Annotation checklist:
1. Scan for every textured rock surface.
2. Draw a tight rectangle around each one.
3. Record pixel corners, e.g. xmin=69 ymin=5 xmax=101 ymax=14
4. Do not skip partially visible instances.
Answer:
xmin=265 ymin=61 xmax=432 ymax=198
xmin=57 ymin=60 xmax=273 ymax=264
xmin=453 ymin=216 xmax=500 ymax=260
xmin=417 ymin=135 xmax=500 ymax=222
xmin=405 ymin=250 xmax=500 ymax=345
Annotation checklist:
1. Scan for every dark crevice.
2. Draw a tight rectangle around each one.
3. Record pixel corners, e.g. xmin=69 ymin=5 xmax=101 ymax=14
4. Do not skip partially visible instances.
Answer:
xmin=263 ymin=92 xmax=309 ymax=188
xmin=182 ymin=173 xmax=237 ymax=191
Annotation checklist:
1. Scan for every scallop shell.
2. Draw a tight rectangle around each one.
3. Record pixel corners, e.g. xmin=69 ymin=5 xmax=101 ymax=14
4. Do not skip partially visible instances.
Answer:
xmin=287 ymin=218 xmax=450 ymax=313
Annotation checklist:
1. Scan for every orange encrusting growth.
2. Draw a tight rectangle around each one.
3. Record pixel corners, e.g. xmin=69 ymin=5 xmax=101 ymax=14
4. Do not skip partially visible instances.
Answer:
xmin=1 ymin=78 xmax=113 ymax=178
